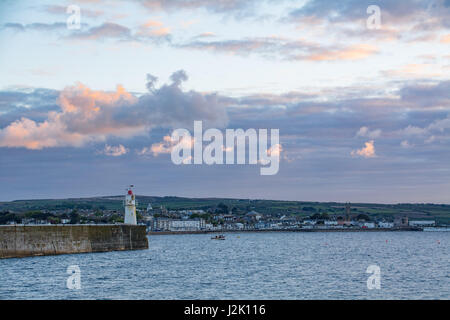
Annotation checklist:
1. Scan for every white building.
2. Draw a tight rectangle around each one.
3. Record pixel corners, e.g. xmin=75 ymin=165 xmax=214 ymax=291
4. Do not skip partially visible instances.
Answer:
xmin=246 ymin=211 xmax=262 ymax=221
xmin=409 ymin=220 xmax=436 ymax=227
xmin=154 ymin=218 xmax=171 ymax=231
xmin=204 ymin=223 xmax=214 ymax=230
xmin=170 ymin=219 xmax=205 ymax=231
xmin=234 ymin=223 xmax=244 ymax=230
xmin=362 ymin=222 xmax=376 ymax=229
xmin=378 ymin=221 xmax=394 ymax=228
xmin=153 ymin=218 xmax=205 ymax=231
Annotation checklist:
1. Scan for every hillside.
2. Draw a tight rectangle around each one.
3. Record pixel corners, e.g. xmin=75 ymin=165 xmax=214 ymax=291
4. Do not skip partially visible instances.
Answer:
xmin=1 ymin=196 xmax=449 ymax=224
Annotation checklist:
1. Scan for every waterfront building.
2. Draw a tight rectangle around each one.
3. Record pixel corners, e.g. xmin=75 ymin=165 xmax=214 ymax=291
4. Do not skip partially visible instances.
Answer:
xmin=234 ymin=223 xmax=244 ymax=230
xmin=152 ymin=218 xmax=205 ymax=231
xmin=246 ymin=211 xmax=262 ymax=221
xmin=223 ymin=215 xmax=236 ymax=222
xmin=153 ymin=217 xmax=171 ymax=231
xmin=394 ymin=216 xmax=409 ymax=227
xmin=409 ymin=220 xmax=436 ymax=227
xmin=378 ymin=221 xmax=394 ymax=228
xmin=204 ymin=223 xmax=214 ymax=230
xmin=362 ymin=222 xmax=376 ymax=229
xmin=170 ymin=219 xmax=205 ymax=231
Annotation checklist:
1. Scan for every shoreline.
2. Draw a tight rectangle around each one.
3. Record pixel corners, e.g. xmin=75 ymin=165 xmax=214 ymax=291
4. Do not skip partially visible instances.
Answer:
xmin=148 ymin=227 xmax=424 ymax=235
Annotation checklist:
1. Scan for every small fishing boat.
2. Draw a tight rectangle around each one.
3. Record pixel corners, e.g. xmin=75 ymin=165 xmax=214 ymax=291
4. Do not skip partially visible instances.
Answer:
xmin=211 ymin=234 xmax=225 ymax=240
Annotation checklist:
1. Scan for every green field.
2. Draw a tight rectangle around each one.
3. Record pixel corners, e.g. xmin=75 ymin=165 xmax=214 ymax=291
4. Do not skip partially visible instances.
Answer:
xmin=1 ymin=196 xmax=449 ymax=224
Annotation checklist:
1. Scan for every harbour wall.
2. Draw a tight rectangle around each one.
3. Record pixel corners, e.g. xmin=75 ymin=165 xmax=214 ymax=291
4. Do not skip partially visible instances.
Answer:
xmin=0 ymin=224 xmax=148 ymax=259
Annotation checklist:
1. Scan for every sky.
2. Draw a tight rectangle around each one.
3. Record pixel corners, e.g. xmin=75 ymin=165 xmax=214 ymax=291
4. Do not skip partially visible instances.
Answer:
xmin=0 ymin=0 xmax=449 ymax=203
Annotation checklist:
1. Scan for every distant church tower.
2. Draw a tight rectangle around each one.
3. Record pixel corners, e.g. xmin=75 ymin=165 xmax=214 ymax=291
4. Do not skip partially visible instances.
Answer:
xmin=124 ymin=185 xmax=137 ymax=225
xmin=345 ymin=203 xmax=351 ymax=223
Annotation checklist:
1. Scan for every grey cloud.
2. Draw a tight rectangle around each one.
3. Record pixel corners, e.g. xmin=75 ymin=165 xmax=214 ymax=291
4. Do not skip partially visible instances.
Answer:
xmin=45 ymin=5 xmax=104 ymax=18
xmin=177 ymin=37 xmax=377 ymax=61
xmin=0 ymin=88 xmax=59 ymax=127
xmin=68 ymin=22 xmax=172 ymax=42
xmin=3 ymin=21 xmax=170 ymax=43
xmin=223 ymin=80 xmax=450 ymax=149
xmin=286 ymin=0 xmax=450 ymax=42
xmin=0 ymin=70 xmax=228 ymax=149
xmin=136 ymin=0 xmax=262 ymax=17
xmin=2 ymin=22 xmax=68 ymax=32
xmin=169 ymin=70 xmax=188 ymax=87
xmin=288 ymin=0 xmax=439 ymax=23
xmin=2 ymin=78 xmax=450 ymax=202
xmin=399 ymin=81 xmax=450 ymax=107
xmin=1 ymin=77 xmax=449 ymax=161
xmin=68 ymin=22 xmax=133 ymax=41
xmin=102 ymin=71 xmax=228 ymax=133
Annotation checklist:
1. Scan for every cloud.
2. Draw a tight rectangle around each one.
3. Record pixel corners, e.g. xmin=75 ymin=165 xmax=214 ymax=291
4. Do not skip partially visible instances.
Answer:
xmin=351 ymin=140 xmax=376 ymax=158
xmin=69 ymin=22 xmax=133 ymax=41
xmin=3 ymin=21 xmax=170 ymax=43
xmin=399 ymin=80 xmax=450 ymax=107
xmin=398 ymin=116 xmax=450 ymax=143
xmin=401 ymin=125 xmax=428 ymax=136
xmin=428 ymin=116 xmax=450 ymax=132
xmin=45 ymin=5 xmax=103 ymax=18
xmin=286 ymin=0 xmax=450 ymax=43
xmin=382 ymin=63 xmax=443 ymax=78
xmin=356 ymin=126 xmax=382 ymax=139
xmin=2 ymin=77 xmax=450 ymax=172
xmin=100 ymin=144 xmax=129 ymax=156
xmin=68 ymin=21 xmax=172 ymax=42
xmin=441 ymin=34 xmax=450 ymax=43
xmin=138 ymin=134 xmax=195 ymax=157
xmin=0 ymin=71 xmax=228 ymax=150
xmin=267 ymin=143 xmax=283 ymax=157
xmin=287 ymin=0 xmax=450 ymax=26
xmin=135 ymin=20 xmax=171 ymax=39
xmin=2 ymin=22 xmax=68 ymax=32
xmin=401 ymin=140 xmax=413 ymax=148
xmin=135 ymin=0 xmax=261 ymax=16
xmin=179 ymin=37 xmax=378 ymax=61
xmin=195 ymin=32 xmax=216 ymax=38
xmin=306 ymin=44 xmax=377 ymax=61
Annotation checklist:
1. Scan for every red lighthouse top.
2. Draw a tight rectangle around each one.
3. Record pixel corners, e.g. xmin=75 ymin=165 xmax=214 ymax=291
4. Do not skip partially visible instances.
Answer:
xmin=128 ymin=190 xmax=133 ymax=195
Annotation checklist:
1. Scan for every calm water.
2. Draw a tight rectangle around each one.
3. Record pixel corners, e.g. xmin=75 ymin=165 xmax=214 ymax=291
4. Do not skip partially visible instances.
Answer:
xmin=0 ymin=231 xmax=449 ymax=299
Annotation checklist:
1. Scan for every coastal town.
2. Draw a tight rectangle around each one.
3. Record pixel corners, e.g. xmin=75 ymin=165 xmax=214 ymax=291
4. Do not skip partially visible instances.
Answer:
xmin=0 ymin=201 xmax=438 ymax=233
xmin=143 ymin=203 xmax=437 ymax=232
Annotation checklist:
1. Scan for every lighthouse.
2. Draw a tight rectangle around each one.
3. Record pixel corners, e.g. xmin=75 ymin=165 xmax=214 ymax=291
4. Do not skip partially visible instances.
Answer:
xmin=124 ymin=185 xmax=137 ymax=225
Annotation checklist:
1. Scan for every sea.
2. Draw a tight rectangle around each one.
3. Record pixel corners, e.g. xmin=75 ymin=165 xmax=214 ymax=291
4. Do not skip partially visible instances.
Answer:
xmin=0 ymin=231 xmax=449 ymax=299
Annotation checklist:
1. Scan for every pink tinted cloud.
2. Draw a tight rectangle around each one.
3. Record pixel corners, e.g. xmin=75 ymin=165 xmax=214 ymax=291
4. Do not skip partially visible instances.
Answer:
xmin=351 ymin=140 xmax=376 ymax=158
xmin=306 ymin=44 xmax=377 ymax=61
xmin=0 ymin=71 xmax=228 ymax=150
xmin=0 ymin=84 xmax=138 ymax=150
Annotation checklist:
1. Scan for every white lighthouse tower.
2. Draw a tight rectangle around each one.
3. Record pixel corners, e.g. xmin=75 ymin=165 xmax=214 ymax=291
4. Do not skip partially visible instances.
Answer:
xmin=124 ymin=185 xmax=137 ymax=225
